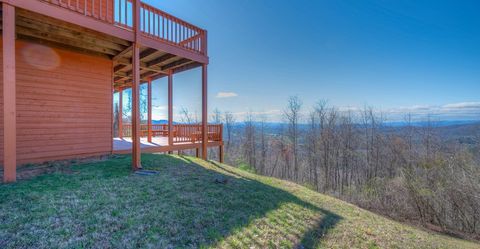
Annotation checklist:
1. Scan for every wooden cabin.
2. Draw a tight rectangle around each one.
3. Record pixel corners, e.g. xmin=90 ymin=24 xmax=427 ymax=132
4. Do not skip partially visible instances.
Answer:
xmin=0 ymin=0 xmax=223 ymax=183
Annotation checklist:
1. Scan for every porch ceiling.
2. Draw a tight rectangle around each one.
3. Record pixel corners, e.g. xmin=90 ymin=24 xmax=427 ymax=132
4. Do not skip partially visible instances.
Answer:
xmin=112 ymin=46 xmax=201 ymax=90
xmin=10 ymin=9 xmax=129 ymax=58
xmin=0 ymin=7 xmax=202 ymax=91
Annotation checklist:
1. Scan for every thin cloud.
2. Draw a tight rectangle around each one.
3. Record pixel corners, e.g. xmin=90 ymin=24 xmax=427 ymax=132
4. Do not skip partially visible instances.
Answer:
xmin=383 ymin=102 xmax=480 ymax=121
xmin=153 ymin=105 xmax=167 ymax=110
xmin=216 ymin=92 xmax=238 ymax=98
xmin=442 ymin=102 xmax=480 ymax=110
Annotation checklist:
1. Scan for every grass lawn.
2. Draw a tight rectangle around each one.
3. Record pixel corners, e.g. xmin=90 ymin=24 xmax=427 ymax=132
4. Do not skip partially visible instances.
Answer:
xmin=0 ymin=154 xmax=478 ymax=249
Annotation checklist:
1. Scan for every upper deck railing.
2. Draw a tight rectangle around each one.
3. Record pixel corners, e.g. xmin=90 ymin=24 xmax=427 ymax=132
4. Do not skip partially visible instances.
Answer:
xmin=39 ymin=0 xmax=207 ymax=55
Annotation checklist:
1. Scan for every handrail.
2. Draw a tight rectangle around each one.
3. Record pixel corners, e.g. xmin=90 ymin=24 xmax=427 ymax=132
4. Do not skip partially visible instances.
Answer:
xmin=121 ymin=124 xmax=222 ymax=143
xmin=139 ymin=2 xmax=206 ymax=54
xmin=38 ymin=0 xmax=207 ymax=55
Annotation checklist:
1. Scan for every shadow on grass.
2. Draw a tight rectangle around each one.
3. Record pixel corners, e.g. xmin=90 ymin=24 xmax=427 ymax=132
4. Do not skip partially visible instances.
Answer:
xmin=0 ymin=154 xmax=342 ymax=249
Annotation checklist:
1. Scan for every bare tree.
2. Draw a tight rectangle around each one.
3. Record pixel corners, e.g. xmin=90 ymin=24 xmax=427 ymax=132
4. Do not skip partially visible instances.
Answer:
xmin=179 ymin=107 xmax=194 ymax=124
xmin=243 ymin=112 xmax=257 ymax=170
xmin=284 ymin=96 xmax=302 ymax=181
xmin=224 ymin=111 xmax=235 ymax=151
xmin=216 ymin=99 xmax=480 ymax=237
xmin=258 ymin=114 xmax=268 ymax=175
xmin=212 ymin=108 xmax=222 ymax=124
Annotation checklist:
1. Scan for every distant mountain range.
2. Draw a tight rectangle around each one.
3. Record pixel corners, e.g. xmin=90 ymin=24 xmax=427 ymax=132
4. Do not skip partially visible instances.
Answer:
xmin=228 ymin=120 xmax=480 ymax=129
xmin=151 ymin=120 xmax=181 ymax=125
xmin=152 ymin=120 xmax=169 ymax=124
xmin=383 ymin=120 xmax=480 ymax=127
xmin=154 ymin=119 xmax=480 ymax=128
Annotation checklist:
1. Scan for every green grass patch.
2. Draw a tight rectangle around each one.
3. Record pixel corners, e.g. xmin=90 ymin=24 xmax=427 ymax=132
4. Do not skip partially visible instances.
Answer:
xmin=0 ymin=154 xmax=478 ymax=249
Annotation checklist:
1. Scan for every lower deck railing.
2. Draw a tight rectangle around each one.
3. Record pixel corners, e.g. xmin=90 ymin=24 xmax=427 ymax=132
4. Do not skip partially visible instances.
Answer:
xmin=121 ymin=124 xmax=222 ymax=143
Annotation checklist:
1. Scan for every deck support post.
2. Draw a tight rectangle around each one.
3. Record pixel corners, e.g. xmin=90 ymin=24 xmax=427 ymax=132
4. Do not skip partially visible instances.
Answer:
xmin=147 ymin=79 xmax=152 ymax=143
xmin=131 ymin=44 xmax=141 ymax=170
xmin=168 ymin=71 xmax=173 ymax=154
xmin=201 ymin=64 xmax=208 ymax=160
xmin=2 ymin=3 xmax=16 ymax=183
xmin=118 ymin=89 xmax=123 ymax=139
xmin=219 ymin=145 xmax=224 ymax=163
xmin=131 ymin=0 xmax=141 ymax=170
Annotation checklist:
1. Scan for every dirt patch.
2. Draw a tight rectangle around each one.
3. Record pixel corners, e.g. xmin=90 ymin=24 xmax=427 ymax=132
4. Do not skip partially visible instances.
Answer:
xmin=1 ymin=154 xmax=113 ymax=182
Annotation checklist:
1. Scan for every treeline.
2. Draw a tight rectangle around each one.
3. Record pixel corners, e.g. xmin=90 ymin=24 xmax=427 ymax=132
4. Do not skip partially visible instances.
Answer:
xmin=215 ymin=97 xmax=480 ymax=239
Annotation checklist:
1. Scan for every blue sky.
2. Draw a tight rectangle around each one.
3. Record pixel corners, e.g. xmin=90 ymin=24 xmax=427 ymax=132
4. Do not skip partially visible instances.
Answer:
xmin=136 ymin=0 xmax=480 ymax=122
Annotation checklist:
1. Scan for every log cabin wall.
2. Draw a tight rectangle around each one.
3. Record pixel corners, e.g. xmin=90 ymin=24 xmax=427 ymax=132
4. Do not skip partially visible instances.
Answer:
xmin=0 ymin=39 xmax=113 ymax=166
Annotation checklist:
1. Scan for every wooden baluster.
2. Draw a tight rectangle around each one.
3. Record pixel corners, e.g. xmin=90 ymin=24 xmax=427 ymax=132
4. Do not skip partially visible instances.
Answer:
xmin=116 ymin=0 xmax=122 ymax=24
xmin=120 ymin=0 xmax=123 ymax=24
xmin=117 ymin=0 xmax=120 ymax=23
xmin=151 ymin=12 xmax=154 ymax=36
xmin=143 ymin=7 xmax=146 ymax=34
xmin=124 ymin=0 xmax=127 ymax=26
xmin=149 ymin=9 xmax=152 ymax=35
xmin=190 ymin=29 xmax=194 ymax=50
xmin=106 ymin=0 xmax=109 ymax=22
xmin=161 ymin=15 xmax=163 ymax=39
xmin=183 ymin=25 xmax=186 ymax=43
xmin=177 ymin=22 xmax=179 ymax=43
xmin=158 ymin=15 xmax=161 ymax=39
xmin=157 ymin=14 xmax=160 ymax=37
xmin=154 ymin=12 xmax=157 ymax=37
xmin=175 ymin=22 xmax=178 ymax=43
xmin=141 ymin=7 xmax=144 ymax=33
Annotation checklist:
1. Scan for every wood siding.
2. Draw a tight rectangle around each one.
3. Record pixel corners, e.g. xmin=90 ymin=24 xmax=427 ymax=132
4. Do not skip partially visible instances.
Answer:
xmin=1 ymin=39 xmax=113 ymax=166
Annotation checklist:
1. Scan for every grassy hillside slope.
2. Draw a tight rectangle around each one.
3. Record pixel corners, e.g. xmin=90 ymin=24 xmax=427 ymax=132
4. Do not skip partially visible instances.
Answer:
xmin=0 ymin=154 xmax=478 ymax=249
